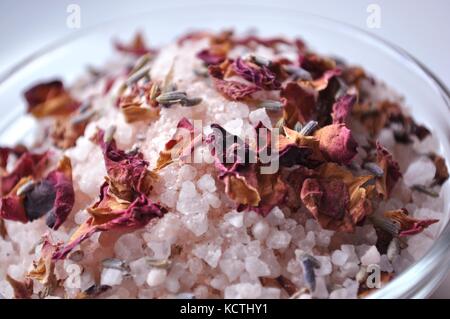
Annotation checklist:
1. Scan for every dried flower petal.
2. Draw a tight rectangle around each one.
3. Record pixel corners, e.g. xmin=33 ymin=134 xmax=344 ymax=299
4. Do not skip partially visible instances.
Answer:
xmin=281 ymin=82 xmax=316 ymax=129
xmin=156 ymin=118 xmax=203 ymax=170
xmin=429 ymin=153 xmax=449 ymax=186
xmin=300 ymin=163 xmax=373 ymax=232
xmin=232 ymin=57 xmax=281 ymax=90
xmin=27 ymin=235 xmax=61 ymax=295
xmin=6 ymin=275 xmax=33 ymax=299
xmin=0 ymin=151 xmax=49 ymax=196
xmin=53 ymin=192 xmax=167 ymax=260
xmin=332 ymin=94 xmax=357 ymax=124
xmin=114 ymin=32 xmax=156 ymax=57
xmin=384 ymin=208 xmax=439 ymax=237
xmin=314 ymin=124 xmax=358 ymax=165
xmin=375 ymin=142 xmax=402 ymax=199
xmin=208 ymin=63 xmax=260 ymax=101
xmin=24 ymin=80 xmax=80 ymax=118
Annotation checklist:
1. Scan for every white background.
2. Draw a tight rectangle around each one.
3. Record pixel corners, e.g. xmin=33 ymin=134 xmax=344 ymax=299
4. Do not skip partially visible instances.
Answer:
xmin=0 ymin=0 xmax=449 ymax=298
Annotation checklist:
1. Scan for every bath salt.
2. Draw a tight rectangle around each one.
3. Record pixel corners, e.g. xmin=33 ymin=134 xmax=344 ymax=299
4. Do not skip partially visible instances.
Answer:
xmin=224 ymin=283 xmax=262 ymax=299
xmin=197 ymin=174 xmax=217 ymax=193
xmin=146 ymin=268 xmax=167 ymax=287
xmin=403 ymin=157 xmax=437 ymax=187
xmin=1 ymin=28 xmax=447 ymax=300
xmin=101 ymin=268 xmax=124 ymax=286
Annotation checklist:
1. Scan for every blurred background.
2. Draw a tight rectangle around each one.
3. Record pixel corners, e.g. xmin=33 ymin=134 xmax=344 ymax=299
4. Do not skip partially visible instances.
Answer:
xmin=0 ymin=0 xmax=449 ymax=298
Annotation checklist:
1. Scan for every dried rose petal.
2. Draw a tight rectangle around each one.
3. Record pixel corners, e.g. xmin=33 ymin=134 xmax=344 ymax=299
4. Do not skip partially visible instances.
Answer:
xmin=232 ymin=57 xmax=281 ymax=90
xmin=207 ymin=124 xmax=286 ymax=215
xmin=375 ymin=142 xmax=402 ymax=199
xmin=51 ymin=116 xmax=89 ymax=150
xmin=53 ymin=192 xmax=167 ymax=260
xmin=96 ymin=130 xmax=157 ymax=200
xmin=281 ymin=82 xmax=316 ymax=129
xmin=314 ymin=124 xmax=358 ymax=165
xmin=300 ymin=53 xmax=336 ymax=78
xmin=208 ymin=63 xmax=260 ymax=101
xmin=1 ymin=157 xmax=75 ymax=230
xmin=384 ymin=208 xmax=439 ymax=237
xmin=24 ymin=80 xmax=79 ymax=118
xmin=6 ymin=275 xmax=33 ymax=299
xmin=331 ymin=94 xmax=357 ymax=124
xmin=277 ymin=127 xmax=324 ymax=168
xmin=197 ymin=49 xmax=227 ymax=65
xmin=429 ymin=153 xmax=449 ymax=186
xmin=114 ymin=32 xmax=156 ymax=57
xmin=0 ymin=145 xmax=28 ymax=170
xmin=27 ymin=235 xmax=61 ymax=295
xmin=118 ymin=83 xmax=160 ymax=123
xmin=299 ymin=68 xmax=342 ymax=92
xmin=299 ymin=163 xmax=374 ymax=232
xmin=0 ymin=151 xmax=49 ymax=196
xmin=156 ymin=118 xmax=202 ymax=170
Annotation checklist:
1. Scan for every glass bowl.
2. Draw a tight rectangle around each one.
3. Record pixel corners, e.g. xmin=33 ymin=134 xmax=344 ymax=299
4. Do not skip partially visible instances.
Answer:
xmin=1 ymin=3 xmax=449 ymax=299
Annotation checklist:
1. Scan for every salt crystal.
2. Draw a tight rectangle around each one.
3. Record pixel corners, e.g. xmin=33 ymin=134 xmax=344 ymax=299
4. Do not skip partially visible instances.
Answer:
xmin=329 ymin=288 xmax=350 ymax=299
xmin=193 ymin=242 xmax=222 ymax=268
xmin=260 ymin=287 xmax=281 ymax=299
xmin=146 ymin=268 xmax=167 ymax=287
xmin=245 ymin=256 xmax=271 ymax=278
xmin=379 ymin=254 xmax=394 ymax=273
xmin=178 ymin=180 xmax=198 ymax=201
xmin=210 ymin=274 xmax=228 ymax=291
xmin=266 ymin=206 xmax=285 ymax=226
xmin=403 ymin=157 xmax=436 ymax=187
xmin=266 ymin=230 xmax=292 ymax=249
xmin=249 ymin=108 xmax=272 ymax=129
xmin=314 ymin=256 xmax=332 ymax=276
xmin=100 ymin=268 xmax=123 ymax=286
xmin=178 ymin=165 xmax=197 ymax=181
xmin=114 ymin=233 xmax=144 ymax=261
xmin=165 ymin=277 xmax=180 ymax=293
xmin=219 ymin=259 xmax=245 ymax=282
xmin=203 ymin=192 xmax=221 ymax=209
xmin=331 ymin=250 xmax=349 ymax=266
xmin=197 ymin=174 xmax=217 ymax=193
xmin=183 ymin=212 xmax=208 ymax=236
xmin=147 ymin=240 xmax=171 ymax=260
xmin=224 ymin=211 xmax=244 ymax=228
xmin=223 ymin=118 xmax=244 ymax=136
xmin=252 ymin=220 xmax=270 ymax=240
xmin=160 ymin=190 xmax=178 ymax=208
xmin=129 ymin=258 xmax=149 ymax=286
xmin=224 ymin=283 xmax=262 ymax=299
xmin=360 ymin=245 xmax=381 ymax=266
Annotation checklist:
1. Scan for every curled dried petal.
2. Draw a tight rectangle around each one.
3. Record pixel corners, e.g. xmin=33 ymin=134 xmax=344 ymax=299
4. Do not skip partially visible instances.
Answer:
xmin=429 ymin=153 xmax=449 ymax=186
xmin=114 ymin=32 xmax=156 ymax=57
xmin=384 ymin=208 xmax=439 ymax=237
xmin=6 ymin=275 xmax=33 ymax=299
xmin=156 ymin=118 xmax=202 ymax=170
xmin=96 ymin=129 xmax=157 ymax=200
xmin=53 ymin=192 xmax=167 ymax=260
xmin=314 ymin=124 xmax=358 ymax=165
xmin=24 ymin=80 xmax=79 ymax=118
xmin=375 ymin=142 xmax=402 ymax=199
xmin=232 ymin=57 xmax=281 ymax=90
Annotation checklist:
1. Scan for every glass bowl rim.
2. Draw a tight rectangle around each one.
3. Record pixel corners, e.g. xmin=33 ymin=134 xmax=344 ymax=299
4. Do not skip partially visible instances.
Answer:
xmin=1 ymin=3 xmax=449 ymax=299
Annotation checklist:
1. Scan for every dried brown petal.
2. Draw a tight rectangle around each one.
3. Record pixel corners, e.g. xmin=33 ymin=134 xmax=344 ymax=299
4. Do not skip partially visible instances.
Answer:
xmin=429 ymin=153 xmax=449 ymax=186
xmin=384 ymin=208 xmax=439 ymax=237
xmin=24 ymin=80 xmax=79 ymax=118
xmin=375 ymin=142 xmax=402 ymax=200
xmin=314 ymin=124 xmax=358 ymax=165
xmin=6 ymin=275 xmax=33 ymax=299
xmin=281 ymin=82 xmax=316 ymax=129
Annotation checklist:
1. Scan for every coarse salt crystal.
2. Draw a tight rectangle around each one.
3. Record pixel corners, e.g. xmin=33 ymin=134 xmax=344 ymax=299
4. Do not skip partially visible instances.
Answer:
xmin=224 ymin=283 xmax=262 ymax=299
xmin=146 ymin=268 xmax=167 ymax=287
xmin=100 ymin=268 xmax=123 ymax=286
xmin=224 ymin=211 xmax=244 ymax=228
xmin=331 ymin=250 xmax=349 ymax=267
xmin=403 ymin=157 xmax=436 ymax=187
xmin=245 ymin=256 xmax=271 ymax=278
xmin=197 ymin=174 xmax=217 ymax=193
xmin=249 ymin=108 xmax=272 ymax=129
xmin=252 ymin=220 xmax=270 ymax=240
xmin=360 ymin=245 xmax=381 ymax=266
xmin=266 ymin=230 xmax=291 ymax=249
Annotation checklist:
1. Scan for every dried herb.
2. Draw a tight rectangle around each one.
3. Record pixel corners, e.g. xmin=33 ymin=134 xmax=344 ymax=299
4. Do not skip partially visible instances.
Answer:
xmin=411 ymin=184 xmax=439 ymax=198
xmin=299 ymin=253 xmax=320 ymax=292
xmin=232 ymin=57 xmax=281 ymax=90
xmin=76 ymin=284 xmax=111 ymax=299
